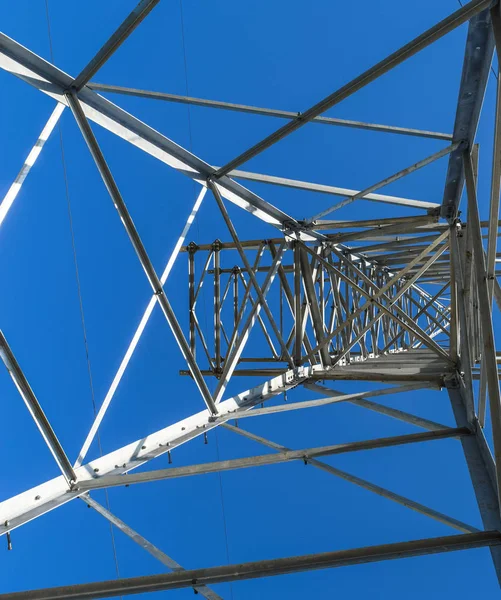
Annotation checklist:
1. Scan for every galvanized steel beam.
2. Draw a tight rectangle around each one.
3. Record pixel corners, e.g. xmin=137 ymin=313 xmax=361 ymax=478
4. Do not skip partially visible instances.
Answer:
xmin=3 ymin=532 xmax=500 ymax=600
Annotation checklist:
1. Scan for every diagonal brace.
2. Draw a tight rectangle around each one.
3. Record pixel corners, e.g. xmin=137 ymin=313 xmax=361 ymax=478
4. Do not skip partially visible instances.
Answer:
xmin=0 ymin=331 xmax=76 ymax=484
xmin=65 ymin=91 xmax=217 ymax=415
xmin=223 ymin=424 xmax=479 ymax=534
xmin=82 ymin=495 xmax=223 ymax=600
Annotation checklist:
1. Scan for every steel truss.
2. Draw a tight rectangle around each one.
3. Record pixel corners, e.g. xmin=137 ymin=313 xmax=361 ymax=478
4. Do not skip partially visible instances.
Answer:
xmin=2 ymin=0 xmax=501 ymax=597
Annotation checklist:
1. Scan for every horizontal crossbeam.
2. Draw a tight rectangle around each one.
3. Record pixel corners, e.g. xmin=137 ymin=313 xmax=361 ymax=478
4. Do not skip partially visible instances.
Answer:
xmin=3 ymin=532 xmax=500 ymax=600
xmin=76 ymin=427 xmax=470 ymax=491
xmin=88 ymin=82 xmax=453 ymax=140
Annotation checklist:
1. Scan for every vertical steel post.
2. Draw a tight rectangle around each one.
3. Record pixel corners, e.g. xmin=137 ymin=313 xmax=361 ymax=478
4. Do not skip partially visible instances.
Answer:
xmin=233 ymin=266 xmax=239 ymax=330
xmin=464 ymin=151 xmax=501 ymax=504
xmin=294 ymin=242 xmax=302 ymax=365
xmin=448 ymin=385 xmax=501 ymax=585
xmin=299 ymin=246 xmax=331 ymax=367
xmin=213 ymin=240 xmax=222 ymax=375
xmin=188 ymin=242 xmax=197 ymax=358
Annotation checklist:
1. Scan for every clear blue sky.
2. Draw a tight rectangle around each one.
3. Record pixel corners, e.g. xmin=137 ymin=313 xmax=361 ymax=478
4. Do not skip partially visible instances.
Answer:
xmin=1 ymin=0 xmax=500 ymax=598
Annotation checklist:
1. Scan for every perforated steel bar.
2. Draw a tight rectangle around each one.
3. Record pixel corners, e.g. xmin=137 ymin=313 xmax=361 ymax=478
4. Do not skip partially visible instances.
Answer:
xmin=78 ymin=427 xmax=470 ymax=491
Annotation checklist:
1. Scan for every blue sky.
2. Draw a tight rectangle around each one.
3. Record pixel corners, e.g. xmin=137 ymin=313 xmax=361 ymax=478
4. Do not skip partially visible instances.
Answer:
xmin=0 ymin=0 xmax=500 ymax=598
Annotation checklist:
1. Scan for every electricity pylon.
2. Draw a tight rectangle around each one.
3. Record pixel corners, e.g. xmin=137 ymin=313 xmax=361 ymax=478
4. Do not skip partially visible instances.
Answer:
xmin=1 ymin=0 xmax=501 ymax=598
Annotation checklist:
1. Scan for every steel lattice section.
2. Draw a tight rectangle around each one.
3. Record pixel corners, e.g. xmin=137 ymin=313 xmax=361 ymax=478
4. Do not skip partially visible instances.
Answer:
xmin=1 ymin=0 xmax=501 ymax=597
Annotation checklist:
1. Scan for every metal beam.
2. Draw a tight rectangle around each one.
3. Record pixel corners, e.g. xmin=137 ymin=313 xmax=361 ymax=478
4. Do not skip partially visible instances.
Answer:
xmin=448 ymin=385 xmax=501 ymax=584
xmin=82 ymin=495 xmax=222 ymax=600
xmin=441 ymin=7 xmax=495 ymax=219
xmin=211 ymin=242 xmax=286 ymax=403
xmin=307 ymin=144 xmax=459 ymax=222
xmin=65 ymin=91 xmax=218 ymax=416
xmin=464 ymin=151 xmax=501 ymax=506
xmin=208 ymin=180 xmax=293 ymax=386
xmin=0 ymin=367 xmax=314 ymax=536
xmin=0 ymin=331 xmax=76 ymax=485
xmin=0 ymin=31 xmax=306 ymax=235
xmin=223 ymin=424 xmax=478 ymax=533
xmin=226 ymin=169 xmax=439 ymax=210
xmin=298 ymin=246 xmax=331 ymax=366
xmin=0 ymin=103 xmax=65 ymax=228
xmin=77 ymin=427 xmax=470 ymax=491
xmin=480 ymin=5 xmax=501 ymax=424
xmin=88 ymin=82 xmax=453 ymax=141
xmin=298 ymin=235 xmax=452 ymax=364
xmin=304 ymin=382 xmax=448 ymax=431
xmin=72 ymin=0 xmax=161 ymax=91
xmin=213 ymin=0 xmax=491 ymax=178
xmin=231 ymin=383 xmax=444 ymax=425
xmin=3 ymin=532 xmax=500 ymax=600
xmin=74 ymin=186 xmax=207 ymax=467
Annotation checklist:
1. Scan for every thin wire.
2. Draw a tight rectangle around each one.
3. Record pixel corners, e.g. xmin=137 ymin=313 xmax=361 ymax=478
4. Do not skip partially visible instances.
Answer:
xmin=179 ymin=2 xmax=234 ymax=597
xmin=44 ymin=0 xmax=122 ymax=584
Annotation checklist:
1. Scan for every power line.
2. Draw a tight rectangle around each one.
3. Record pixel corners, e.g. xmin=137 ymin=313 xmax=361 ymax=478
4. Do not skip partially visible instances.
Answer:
xmin=43 ymin=0 xmax=122 ymax=586
xmin=178 ymin=2 xmax=234 ymax=598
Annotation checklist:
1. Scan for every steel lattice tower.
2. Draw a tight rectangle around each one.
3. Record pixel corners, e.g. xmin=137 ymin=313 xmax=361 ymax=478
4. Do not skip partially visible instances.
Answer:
xmin=2 ymin=0 xmax=501 ymax=597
